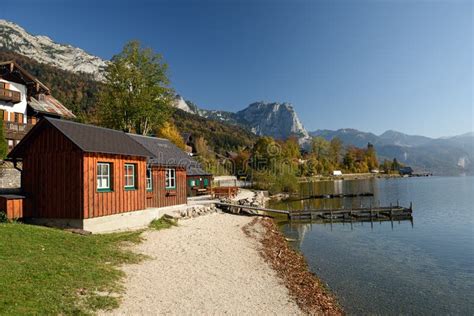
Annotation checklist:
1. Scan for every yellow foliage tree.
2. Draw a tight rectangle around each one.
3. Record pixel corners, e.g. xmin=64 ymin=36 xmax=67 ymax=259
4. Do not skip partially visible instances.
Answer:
xmin=157 ymin=122 xmax=186 ymax=149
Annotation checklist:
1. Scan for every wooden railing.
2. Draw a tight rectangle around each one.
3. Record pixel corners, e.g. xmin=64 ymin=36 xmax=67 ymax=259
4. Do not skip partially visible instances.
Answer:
xmin=4 ymin=121 xmax=31 ymax=133
xmin=0 ymin=88 xmax=21 ymax=103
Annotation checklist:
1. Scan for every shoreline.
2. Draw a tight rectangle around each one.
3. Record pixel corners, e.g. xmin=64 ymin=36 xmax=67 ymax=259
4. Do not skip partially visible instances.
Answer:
xmin=298 ymin=173 xmax=401 ymax=183
xmin=99 ymin=189 xmax=343 ymax=314
xmin=237 ymin=188 xmax=343 ymax=314
xmin=243 ymin=217 xmax=343 ymax=315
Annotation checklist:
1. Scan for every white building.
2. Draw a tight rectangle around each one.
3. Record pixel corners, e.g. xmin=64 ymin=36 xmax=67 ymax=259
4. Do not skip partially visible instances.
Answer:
xmin=332 ymin=170 xmax=343 ymax=176
xmin=0 ymin=61 xmax=75 ymax=151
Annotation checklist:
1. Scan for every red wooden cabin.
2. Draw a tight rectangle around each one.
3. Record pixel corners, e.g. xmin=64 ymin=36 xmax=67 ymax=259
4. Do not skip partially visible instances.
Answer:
xmin=7 ymin=118 xmax=189 ymax=232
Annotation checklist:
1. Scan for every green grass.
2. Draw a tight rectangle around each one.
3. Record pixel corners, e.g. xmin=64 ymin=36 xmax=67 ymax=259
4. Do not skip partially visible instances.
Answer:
xmin=0 ymin=223 xmax=145 ymax=315
xmin=149 ymin=216 xmax=178 ymax=230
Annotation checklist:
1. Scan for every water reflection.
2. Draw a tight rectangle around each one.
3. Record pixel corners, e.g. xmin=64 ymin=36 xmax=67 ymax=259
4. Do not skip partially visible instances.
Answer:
xmin=284 ymin=217 xmax=413 ymax=247
xmin=279 ymin=178 xmax=385 ymax=211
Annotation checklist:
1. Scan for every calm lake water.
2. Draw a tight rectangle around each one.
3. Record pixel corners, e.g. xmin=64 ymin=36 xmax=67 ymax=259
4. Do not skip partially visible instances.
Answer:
xmin=270 ymin=176 xmax=474 ymax=315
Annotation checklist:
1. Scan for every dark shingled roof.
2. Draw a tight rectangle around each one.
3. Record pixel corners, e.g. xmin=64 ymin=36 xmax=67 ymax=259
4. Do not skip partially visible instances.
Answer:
xmin=7 ymin=117 xmax=153 ymax=158
xmin=44 ymin=118 xmax=154 ymax=157
xmin=128 ymin=134 xmax=211 ymax=175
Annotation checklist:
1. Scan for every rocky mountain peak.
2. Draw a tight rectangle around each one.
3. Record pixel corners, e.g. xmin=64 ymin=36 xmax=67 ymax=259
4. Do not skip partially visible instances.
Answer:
xmin=237 ymin=101 xmax=309 ymax=139
xmin=172 ymin=97 xmax=310 ymax=141
xmin=0 ymin=19 xmax=107 ymax=80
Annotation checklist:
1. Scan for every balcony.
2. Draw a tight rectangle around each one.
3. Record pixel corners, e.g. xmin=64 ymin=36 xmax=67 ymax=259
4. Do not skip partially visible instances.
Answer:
xmin=0 ymin=88 xmax=21 ymax=104
xmin=3 ymin=121 xmax=33 ymax=140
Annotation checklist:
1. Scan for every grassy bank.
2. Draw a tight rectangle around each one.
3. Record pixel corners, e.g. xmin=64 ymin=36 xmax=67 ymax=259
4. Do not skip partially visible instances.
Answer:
xmin=0 ymin=221 xmax=169 ymax=315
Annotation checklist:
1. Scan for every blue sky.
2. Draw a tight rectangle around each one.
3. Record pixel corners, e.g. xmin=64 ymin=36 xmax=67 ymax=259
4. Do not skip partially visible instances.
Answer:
xmin=3 ymin=0 xmax=473 ymax=137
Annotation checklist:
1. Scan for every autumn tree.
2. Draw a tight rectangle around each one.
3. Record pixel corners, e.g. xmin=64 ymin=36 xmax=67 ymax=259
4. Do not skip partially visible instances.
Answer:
xmin=281 ymin=137 xmax=301 ymax=161
xmin=365 ymin=142 xmax=379 ymax=171
xmin=97 ymin=41 xmax=173 ymax=135
xmin=194 ymin=136 xmax=211 ymax=159
xmin=157 ymin=122 xmax=186 ymax=149
xmin=329 ymin=137 xmax=343 ymax=167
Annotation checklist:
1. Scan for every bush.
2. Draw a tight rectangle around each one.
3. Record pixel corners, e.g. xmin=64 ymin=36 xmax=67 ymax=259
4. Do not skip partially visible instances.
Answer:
xmin=272 ymin=171 xmax=299 ymax=194
xmin=251 ymin=170 xmax=299 ymax=194
xmin=0 ymin=211 xmax=8 ymax=223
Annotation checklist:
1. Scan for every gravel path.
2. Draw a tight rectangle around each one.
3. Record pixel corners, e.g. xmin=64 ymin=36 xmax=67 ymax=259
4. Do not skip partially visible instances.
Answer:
xmin=103 ymin=212 xmax=302 ymax=315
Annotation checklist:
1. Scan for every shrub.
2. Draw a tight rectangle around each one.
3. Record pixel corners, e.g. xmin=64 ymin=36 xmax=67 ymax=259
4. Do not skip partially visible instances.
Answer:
xmin=0 ymin=211 xmax=8 ymax=223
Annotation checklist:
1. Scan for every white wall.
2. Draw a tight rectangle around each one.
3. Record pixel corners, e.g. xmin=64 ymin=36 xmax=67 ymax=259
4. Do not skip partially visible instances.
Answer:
xmin=0 ymin=79 xmax=28 ymax=123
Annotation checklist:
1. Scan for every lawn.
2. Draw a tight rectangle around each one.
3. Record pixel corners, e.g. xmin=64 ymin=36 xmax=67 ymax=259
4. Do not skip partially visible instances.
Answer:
xmin=0 ymin=223 xmax=145 ymax=315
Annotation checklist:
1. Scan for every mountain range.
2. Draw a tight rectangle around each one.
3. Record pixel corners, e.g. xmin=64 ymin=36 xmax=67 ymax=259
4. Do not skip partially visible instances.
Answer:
xmin=0 ymin=20 xmax=472 ymax=175
xmin=310 ymin=129 xmax=473 ymax=175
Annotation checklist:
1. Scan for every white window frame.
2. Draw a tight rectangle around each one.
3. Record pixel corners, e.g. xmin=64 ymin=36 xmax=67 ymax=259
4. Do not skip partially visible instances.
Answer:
xmin=97 ymin=162 xmax=111 ymax=191
xmin=165 ymin=168 xmax=176 ymax=189
xmin=146 ymin=167 xmax=153 ymax=191
xmin=124 ymin=164 xmax=136 ymax=189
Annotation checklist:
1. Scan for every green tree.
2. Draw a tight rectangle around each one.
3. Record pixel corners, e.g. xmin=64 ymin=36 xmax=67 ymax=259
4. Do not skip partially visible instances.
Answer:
xmin=382 ymin=159 xmax=392 ymax=173
xmin=252 ymin=137 xmax=280 ymax=170
xmin=392 ymin=158 xmax=400 ymax=171
xmin=0 ymin=120 xmax=7 ymax=159
xmin=311 ymin=137 xmax=330 ymax=160
xmin=329 ymin=137 xmax=343 ymax=167
xmin=281 ymin=137 xmax=301 ymax=161
xmin=97 ymin=41 xmax=173 ymax=135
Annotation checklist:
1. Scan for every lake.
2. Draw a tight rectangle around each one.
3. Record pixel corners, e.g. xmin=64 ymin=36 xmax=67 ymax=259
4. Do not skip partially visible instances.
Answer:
xmin=270 ymin=176 xmax=474 ymax=315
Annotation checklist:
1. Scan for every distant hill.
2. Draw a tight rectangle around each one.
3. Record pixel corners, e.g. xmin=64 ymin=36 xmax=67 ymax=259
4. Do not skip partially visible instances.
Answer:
xmin=310 ymin=128 xmax=474 ymax=175
xmin=310 ymin=129 xmax=380 ymax=148
xmin=378 ymin=130 xmax=432 ymax=147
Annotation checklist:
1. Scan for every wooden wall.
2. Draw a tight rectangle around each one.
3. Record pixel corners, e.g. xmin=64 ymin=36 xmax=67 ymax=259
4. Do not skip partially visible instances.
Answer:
xmin=0 ymin=196 xmax=24 ymax=219
xmin=146 ymin=166 xmax=187 ymax=208
xmin=21 ymin=126 xmax=84 ymax=218
xmin=19 ymin=123 xmax=187 ymax=219
xmin=83 ymin=153 xmax=147 ymax=219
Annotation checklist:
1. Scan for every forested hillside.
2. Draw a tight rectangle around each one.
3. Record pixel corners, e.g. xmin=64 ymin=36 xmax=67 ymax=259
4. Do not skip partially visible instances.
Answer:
xmin=172 ymin=109 xmax=257 ymax=153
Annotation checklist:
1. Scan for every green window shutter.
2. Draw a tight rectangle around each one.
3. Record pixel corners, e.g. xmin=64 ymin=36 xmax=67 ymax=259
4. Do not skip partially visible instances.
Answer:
xmin=204 ymin=179 xmax=209 ymax=187
xmin=196 ymin=180 xmax=200 ymax=186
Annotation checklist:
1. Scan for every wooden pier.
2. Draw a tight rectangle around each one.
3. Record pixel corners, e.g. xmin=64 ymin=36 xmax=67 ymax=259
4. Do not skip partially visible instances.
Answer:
xmin=216 ymin=202 xmax=413 ymax=223
xmin=289 ymin=192 xmax=374 ymax=201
